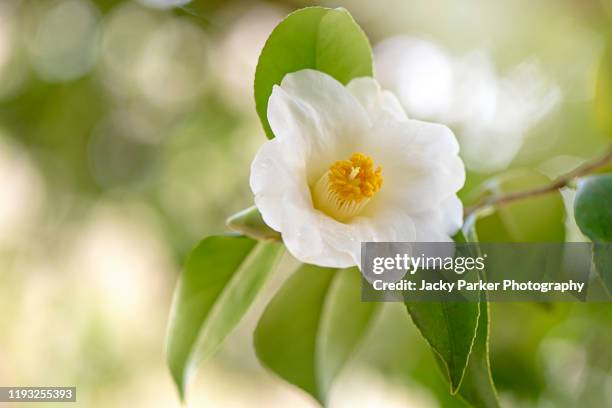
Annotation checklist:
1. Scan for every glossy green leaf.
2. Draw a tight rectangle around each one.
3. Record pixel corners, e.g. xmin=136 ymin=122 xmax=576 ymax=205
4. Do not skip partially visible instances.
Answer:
xmin=407 ymin=231 xmax=498 ymax=406
xmin=226 ymin=205 xmax=280 ymax=241
xmin=316 ymin=267 xmax=378 ymax=399
xmin=574 ymin=174 xmax=612 ymax=242
xmin=165 ymin=235 xmax=283 ymax=399
xmin=456 ymin=301 xmax=500 ymax=408
xmin=254 ymin=265 xmax=377 ymax=404
xmin=593 ymin=243 xmax=612 ymax=294
xmin=254 ymin=7 xmax=373 ymax=139
xmin=575 ymin=174 xmax=612 ymax=293
xmin=407 ymin=228 xmax=481 ymax=394
xmin=405 ymin=301 xmax=480 ymax=393
xmin=473 ymin=169 xmax=566 ymax=242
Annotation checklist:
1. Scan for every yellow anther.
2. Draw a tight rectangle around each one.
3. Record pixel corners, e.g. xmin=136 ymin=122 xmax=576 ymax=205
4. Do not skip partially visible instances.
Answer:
xmin=312 ymin=152 xmax=383 ymax=222
xmin=328 ymin=153 xmax=383 ymax=204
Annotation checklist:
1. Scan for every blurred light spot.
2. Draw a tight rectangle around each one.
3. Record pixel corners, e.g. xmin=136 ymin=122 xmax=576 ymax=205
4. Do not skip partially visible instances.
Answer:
xmin=69 ymin=202 xmax=173 ymax=327
xmin=95 ymin=370 xmax=185 ymax=408
xmin=445 ymin=51 xmax=498 ymax=125
xmin=25 ymin=0 xmax=100 ymax=82
xmin=214 ymin=4 xmax=285 ymax=111
xmin=375 ymin=37 xmax=561 ymax=172
xmin=136 ymin=18 xmax=209 ymax=110
xmin=0 ymin=134 xmax=46 ymax=245
xmin=100 ymin=3 xmax=159 ymax=99
xmin=330 ymin=369 xmax=437 ymax=408
xmin=189 ymin=362 xmax=315 ymax=408
xmin=376 ymin=37 xmax=454 ymax=120
xmin=456 ymin=54 xmax=561 ymax=171
xmin=540 ymin=339 xmax=587 ymax=395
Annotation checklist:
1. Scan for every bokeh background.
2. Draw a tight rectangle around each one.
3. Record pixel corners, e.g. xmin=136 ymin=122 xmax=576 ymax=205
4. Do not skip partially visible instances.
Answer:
xmin=0 ymin=0 xmax=611 ymax=407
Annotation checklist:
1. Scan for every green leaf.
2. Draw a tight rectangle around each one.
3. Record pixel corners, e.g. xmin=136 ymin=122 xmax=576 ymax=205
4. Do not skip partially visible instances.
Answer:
xmin=405 ymin=231 xmax=483 ymax=395
xmin=405 ymin=301 xmax=480 ymax=393
xmin=472 ymin=169 xmax=566 ymax=242
xmin=574 ymin=174 xmax=612 ymax=242
xmin=165 ymin=235 xmax=283 ymax=399
xmin=575 ymin=174 xmax=612 ymax=293
xmin=254 ymin=265 xmax=377 ymax=404
xmin=405 ymin=232 xmax=498 ymax=405
xmin=316 ymin=267 xmax=378 ymax=399
xmin=593 ymin=243 xmax=612 ymax=294
xmin=226 ymin=206 xmax=280 ymax=241
xmin=254 ymin=7 xmax=373 ymax=139
xmin=456 ymin=301 xmax=500 ymax=408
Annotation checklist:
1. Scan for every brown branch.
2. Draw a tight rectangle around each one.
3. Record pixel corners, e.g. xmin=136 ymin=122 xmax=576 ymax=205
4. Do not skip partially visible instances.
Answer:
xmin=464 ymin=148 xmax=612 ymax=217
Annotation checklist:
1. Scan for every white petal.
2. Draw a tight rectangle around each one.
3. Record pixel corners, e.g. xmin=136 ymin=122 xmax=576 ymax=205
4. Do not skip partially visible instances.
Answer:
xmin=250 ymin=137 xmax=306 ymax=231
xmin=252 ymin=70 xmax=466 ymax=269
xmin=280 ymin=204 xmax=418 ymax=268
xmin=440 ymin=194 xmax=463 ymax=235
xmin=347 ymin=77 xmax=408 ymax=122
xmin=346 ymin=209 xmax=417 ymax=265
xmin=363 ymin=119 xmax=465 ymax=214
xmin=250 ymin=138 xmax=353 ymax=267
xmin=411 ymin=195 xmax=464 ymax=241
xmin=267 ymin=69 xmax=371 ymax=182
xmin=278 ymin=69 xmax=371 ymax=135
xmin=280 ymin=201 xmax=355 ymax=268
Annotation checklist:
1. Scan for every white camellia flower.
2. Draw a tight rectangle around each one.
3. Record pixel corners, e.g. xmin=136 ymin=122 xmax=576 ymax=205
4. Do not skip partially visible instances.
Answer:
xmin=250 ymin=69 xmax=465 ymax=268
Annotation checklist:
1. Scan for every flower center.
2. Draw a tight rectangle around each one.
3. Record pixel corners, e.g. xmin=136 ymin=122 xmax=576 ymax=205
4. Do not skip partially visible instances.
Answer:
xmin=312 ymin=152 xmax=383 ymax=222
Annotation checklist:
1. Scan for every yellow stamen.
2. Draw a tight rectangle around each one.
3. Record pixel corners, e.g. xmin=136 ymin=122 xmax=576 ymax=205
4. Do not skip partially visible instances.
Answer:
xmin=312 ymin=152 xmax=383 ymax=222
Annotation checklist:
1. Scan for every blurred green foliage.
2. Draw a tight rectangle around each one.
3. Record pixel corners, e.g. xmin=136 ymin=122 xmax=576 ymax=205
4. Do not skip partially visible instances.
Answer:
xmin=0 ymin=0 xmax=611 ymax=407
xmin=473 ymin=169 xmax=566 ymax=242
